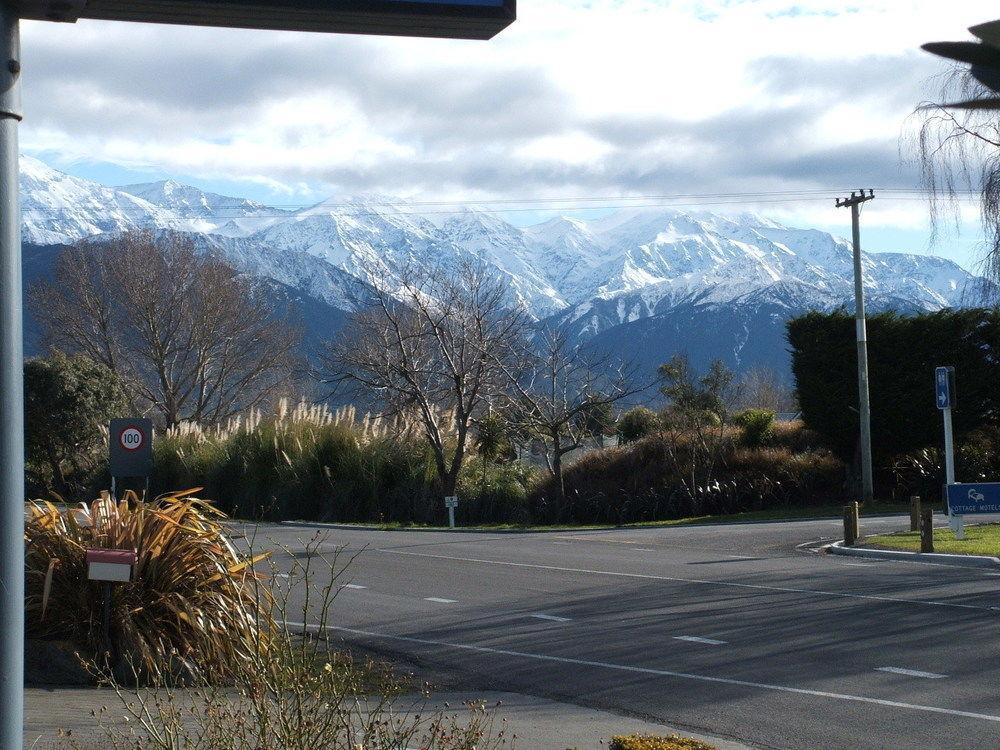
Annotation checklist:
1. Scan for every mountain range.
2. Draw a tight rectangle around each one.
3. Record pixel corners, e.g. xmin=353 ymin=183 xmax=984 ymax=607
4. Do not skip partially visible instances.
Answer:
xmin=19 ymin=155 xmax=990 ymax=383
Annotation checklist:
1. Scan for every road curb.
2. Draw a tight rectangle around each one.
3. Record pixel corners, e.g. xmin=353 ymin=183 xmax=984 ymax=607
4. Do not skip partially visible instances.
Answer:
xmin=826 ymin=540 xmax=1000 ymax=569
xmin=280 ymin=511 xmax=914 ymax=535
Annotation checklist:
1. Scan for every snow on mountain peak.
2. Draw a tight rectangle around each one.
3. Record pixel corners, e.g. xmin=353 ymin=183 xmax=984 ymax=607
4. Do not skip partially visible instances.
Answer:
xmin=16 ymin=156 xmax=988 ymax=340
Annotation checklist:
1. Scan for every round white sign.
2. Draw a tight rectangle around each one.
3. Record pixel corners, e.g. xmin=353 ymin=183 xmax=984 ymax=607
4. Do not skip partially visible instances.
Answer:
xmin=119 ymin=426 xmax=145 ymax=452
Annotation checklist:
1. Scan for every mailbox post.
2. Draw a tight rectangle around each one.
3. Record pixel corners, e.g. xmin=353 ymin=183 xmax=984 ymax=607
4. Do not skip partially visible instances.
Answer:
xmin=86 ymin=548 xmax=138 ymax=655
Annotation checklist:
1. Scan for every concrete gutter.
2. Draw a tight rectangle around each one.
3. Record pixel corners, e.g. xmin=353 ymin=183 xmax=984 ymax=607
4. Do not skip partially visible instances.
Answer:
xmin=826 ymin=540 xmax=1000 ymax=569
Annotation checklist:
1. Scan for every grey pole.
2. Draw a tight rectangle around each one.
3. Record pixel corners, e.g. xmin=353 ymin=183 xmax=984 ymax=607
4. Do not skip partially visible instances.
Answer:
xmin=0 ymin=3 xmax=22 ymax=749
xmin=837 ymin=190 xmax=875 ymax=505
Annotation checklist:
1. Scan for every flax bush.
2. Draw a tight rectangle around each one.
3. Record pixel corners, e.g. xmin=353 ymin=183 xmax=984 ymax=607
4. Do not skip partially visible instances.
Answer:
xmin=65 ymin=535 xmax=512 ymax=750
xmin=25 ymin=490 xmax=272 ymax=682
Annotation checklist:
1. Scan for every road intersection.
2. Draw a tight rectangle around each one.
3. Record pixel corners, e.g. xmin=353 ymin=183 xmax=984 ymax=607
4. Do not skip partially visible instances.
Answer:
xmin=256 ymin=515 xmax=1000 ymax=750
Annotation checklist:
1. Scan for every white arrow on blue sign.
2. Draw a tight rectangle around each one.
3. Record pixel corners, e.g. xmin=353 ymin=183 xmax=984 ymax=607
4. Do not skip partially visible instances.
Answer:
xmin=935 ymin=366 xmax=954 ymax=409
xmin=946 ymin=483 xmax=1000 ymax=514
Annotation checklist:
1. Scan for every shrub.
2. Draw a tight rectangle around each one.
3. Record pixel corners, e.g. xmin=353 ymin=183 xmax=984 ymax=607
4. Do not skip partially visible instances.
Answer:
xmin=78 ymin=537 xmax=511 ymax=750
xmin=25 ymin=490 xmax=271 ymax=682
xmin=617 ymin=407 xmax=661 ymax=444
xmin=457 ymin=457 xmax=539 ymax=525
xmin=533 ymin=432 xmax=845 ymax=524
xmin=24 ymin=352 xmax=129 ymax=499
xmin=734 ymin=408 xmax=775 ymax=448
xmin=788 ymin=308 xmax=1000 ymax=461
xmin=610 ymin=734 xmax=718 ymax=750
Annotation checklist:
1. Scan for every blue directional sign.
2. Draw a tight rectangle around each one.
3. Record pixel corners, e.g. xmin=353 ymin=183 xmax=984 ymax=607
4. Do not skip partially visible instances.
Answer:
xmin=935 ymin=366 xmax=955 ymax=409
xmin=947 ymin=483 xmax=1000 ymax=514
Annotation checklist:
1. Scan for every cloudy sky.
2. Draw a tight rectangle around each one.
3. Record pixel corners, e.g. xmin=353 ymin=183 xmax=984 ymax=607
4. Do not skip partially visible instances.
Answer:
xmin=18 ymin=0 xmax=995 ymax=268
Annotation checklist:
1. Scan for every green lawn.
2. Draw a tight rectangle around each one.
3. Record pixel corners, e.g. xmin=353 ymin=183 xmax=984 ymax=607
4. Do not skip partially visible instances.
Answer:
xmin=865 ymin=523 xmax=1000 ymax=557
xmin=302 ymin=502 xmax=910 ymax=532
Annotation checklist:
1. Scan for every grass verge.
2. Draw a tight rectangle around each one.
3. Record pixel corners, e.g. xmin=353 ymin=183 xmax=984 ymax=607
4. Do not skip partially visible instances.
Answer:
xmin=864 ymin=523 xmax=1000 ymax=556
xmin=292 ymin=502 xmax=911 ymax=532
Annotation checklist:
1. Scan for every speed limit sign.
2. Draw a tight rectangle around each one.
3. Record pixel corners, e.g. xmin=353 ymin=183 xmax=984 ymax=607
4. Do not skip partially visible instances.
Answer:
xmin=109 ymin=418 xmax=154 ymax=477
xmin=119 ymin=426 xmax=145 ymax=452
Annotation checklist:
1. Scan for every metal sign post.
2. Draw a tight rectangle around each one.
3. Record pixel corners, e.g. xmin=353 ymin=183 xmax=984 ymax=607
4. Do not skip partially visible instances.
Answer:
xmin=445 ymin=496 xmax=458 ymax=529
xmin=935 ymin=366 xmax=962 ymax=539
xmin=0 ymin=6 xmax=22 ymax=749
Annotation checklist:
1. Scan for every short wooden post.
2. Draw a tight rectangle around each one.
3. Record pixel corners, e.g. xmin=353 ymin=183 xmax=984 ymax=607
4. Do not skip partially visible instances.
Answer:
xmin=909 ymin=496 xmax=921 ymax=532
xmin=843 ymin=503 xmax=858 ymax=546
xmin=852 ymin=501 xmax=860 ymax=541
xmin=920 ymin=506 xmax=934 ymax=553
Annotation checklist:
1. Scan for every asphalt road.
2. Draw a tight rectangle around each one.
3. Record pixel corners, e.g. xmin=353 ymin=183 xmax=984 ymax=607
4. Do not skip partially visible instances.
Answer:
xmin=247 ymin=514 xmax=1000 ymax=750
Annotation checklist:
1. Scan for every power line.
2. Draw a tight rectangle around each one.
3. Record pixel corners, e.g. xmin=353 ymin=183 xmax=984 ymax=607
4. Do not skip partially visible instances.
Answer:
xmin=18 ymin=188 xmax=981 ymax=219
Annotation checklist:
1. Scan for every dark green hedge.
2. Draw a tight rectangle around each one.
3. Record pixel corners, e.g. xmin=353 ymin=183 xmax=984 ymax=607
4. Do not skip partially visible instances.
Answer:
xmin=787 ymin=309 xmax=1000 ymax=461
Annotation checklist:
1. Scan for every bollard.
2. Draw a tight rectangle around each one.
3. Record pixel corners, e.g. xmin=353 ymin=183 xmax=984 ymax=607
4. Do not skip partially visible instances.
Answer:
xmin=852 ymin=501 xmax=860 ymax=541
xmin=920 ymin=506 xmax=934 ymax=553
xmin=843 ymin=504 xmax=858 ymax=546
xmin=910 ymin=496 xmax=921 ymax=532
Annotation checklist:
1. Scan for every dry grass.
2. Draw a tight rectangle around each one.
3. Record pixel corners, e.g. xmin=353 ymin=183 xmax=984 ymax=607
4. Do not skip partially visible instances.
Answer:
xmin=25 ymin=490 xmax=273 ymax=682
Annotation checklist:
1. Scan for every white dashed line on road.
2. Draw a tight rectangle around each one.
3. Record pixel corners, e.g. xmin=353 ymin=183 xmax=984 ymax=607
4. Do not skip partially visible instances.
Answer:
xmin=342 ymin=584 xmax=367 ymax=589
xmin=529 ymin=613 xmax=572 ymax=622
xmin=378 ymin=548 xmax=999 ymax=613
xmin=876 ymin=667 xmax=946 ymax=679
xmin=303 ymin=624 xmax=1000 ymax=724
xmin=425 ymin=597 xmax=457 ymax=604
xmin=674 ymin=636 xmax=727 ymax=645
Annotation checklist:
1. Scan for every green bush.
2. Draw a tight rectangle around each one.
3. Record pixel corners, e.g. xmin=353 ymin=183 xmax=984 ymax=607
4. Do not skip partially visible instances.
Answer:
xmin=788 ymin=309 xmax=1000 ymax=461
xmin=617 ymin=406 xmax=661 ymax=444
xmin=24 ymin=352 xmax=129 ymax=499
xmin=734 ymin=408 xmax=775 ymax=448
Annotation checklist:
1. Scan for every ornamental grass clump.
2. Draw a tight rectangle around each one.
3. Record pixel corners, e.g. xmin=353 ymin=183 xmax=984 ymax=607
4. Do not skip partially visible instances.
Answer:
xmin=25 ymin=489 xmax=273 ymax=682
xmin=64 ymin=535 xmax=512 ymax=750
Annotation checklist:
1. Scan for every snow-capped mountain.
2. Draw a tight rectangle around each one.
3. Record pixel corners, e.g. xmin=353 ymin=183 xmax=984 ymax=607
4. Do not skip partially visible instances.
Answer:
xmin=19 ymin=157 xmax=991 ymax=379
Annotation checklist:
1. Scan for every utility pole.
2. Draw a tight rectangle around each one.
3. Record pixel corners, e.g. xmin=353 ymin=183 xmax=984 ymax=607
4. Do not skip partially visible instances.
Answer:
xmin=836 ymin=189 xmax=875 ymax=505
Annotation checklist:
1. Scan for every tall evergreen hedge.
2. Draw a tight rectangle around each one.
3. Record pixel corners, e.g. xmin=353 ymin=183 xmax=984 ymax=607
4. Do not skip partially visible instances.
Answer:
xmin=787 ymin=309 xmax=1000 ymax=461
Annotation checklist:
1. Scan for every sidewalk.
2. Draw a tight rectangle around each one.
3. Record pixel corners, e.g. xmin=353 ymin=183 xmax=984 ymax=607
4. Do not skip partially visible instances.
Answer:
xmin=26 ymin=687 xmax=755 ymax=750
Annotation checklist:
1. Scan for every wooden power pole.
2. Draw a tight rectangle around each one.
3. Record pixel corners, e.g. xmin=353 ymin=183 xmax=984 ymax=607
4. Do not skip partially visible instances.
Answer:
xmin=836 ymin=189 xmax=875 ymax=505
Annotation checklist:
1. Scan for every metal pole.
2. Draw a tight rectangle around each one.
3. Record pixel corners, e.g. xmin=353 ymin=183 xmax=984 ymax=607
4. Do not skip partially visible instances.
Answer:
xmin=0 ymin=4 xmax=22 ymax=749
xmin=943 ymin=405 xmax=963 ymax=539
xmin=448 ymin=506 xmax=455 ymax=529
xmin=849 ymin=199 xmax=874 ymax=505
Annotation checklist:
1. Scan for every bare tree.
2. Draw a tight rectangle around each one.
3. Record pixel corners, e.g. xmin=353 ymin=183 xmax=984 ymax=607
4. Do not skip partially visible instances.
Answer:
xmin=911 ymin=69 xmax=1000 ymax=294
xmin=498 ymin=329 xmax=641 ymax=511
xmin=322 ymin=261 xmax=529 ymax=498
xmin=736 ymin=367 xmax=797 ymax=413
xmin=33 ymin=230 xmax=299 ymax=426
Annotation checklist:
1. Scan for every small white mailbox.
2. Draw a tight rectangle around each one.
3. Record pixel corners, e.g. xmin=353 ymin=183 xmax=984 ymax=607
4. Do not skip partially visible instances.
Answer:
xmin=86 ymin=549 xmax=138 ymax=583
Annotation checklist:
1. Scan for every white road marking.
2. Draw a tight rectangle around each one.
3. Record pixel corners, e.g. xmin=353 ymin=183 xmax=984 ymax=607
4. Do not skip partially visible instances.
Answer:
xmin=275 ymin=573 xmax=290 ymax=578
xmin=876 ymin=667 xmax=946 ymax=679
xmin=843 ymin=563 xmax=874 ymax=567
xmin=425 ymin=597 xmax=457 ymax=604
xmin=286 ymin=622 xmax=1000 ymax=725
xmin=674 ymin=636 xmax=727 ymax=645
xmin=634 ymin=548 xmax=656 ymax=552
xmin=342 ymin=584 xmax=367 ymax=590
xmin=376 ymin=549 xmax=998 ymax=613
xmin=529 ymin=613 xmax=572 ymax=622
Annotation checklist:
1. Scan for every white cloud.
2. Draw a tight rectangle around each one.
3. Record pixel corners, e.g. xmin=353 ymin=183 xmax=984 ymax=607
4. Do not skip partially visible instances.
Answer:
xmin=13 ymin=0 xmax=996 ymax=250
